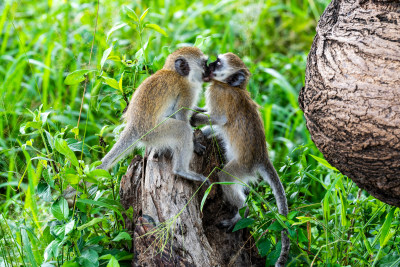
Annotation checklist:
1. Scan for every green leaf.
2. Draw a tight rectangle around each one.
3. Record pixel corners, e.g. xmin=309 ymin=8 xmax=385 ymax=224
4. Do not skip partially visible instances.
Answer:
xmin=87 ymin=169 xmax=112 ymax=180
xmin=268 ymin=220 xmax=284 ymax=232
xmin=107 ymin=256 xmax=120 ymax=267
xmin=101 ymin=45 xmax=113 ymax=69
xmin=194 ymin=35 xmax=210 ymax=49
xmin=232 ymin=218 xmax=255 ymax=232
xmin=118 ymin=72 xmax=124 ymax=92
xmin=62 ymin=261 xmax=79 ymax=267
xmin=112 ymin=232 xmax=132 ymax=242
xmin=124 ymin=6 xmax=138 ymax=21
xmin=310 ymin=154 xmax=339 ymax=171
xmin=90 ymin=161 xmax=103 ymax=170
xmin=65 ymin=173 xmax=79 ymax=185
xmin=21 ymin=228 xmax=37 ymax=267
xmin=78 ymin=249 xmax=99 ymax=267
xmin=106 ymin=22 xmax=127 ymax=42
xmin=37 ymin=180 xmax=52 ymax=202
xmin=361 ymin=231 xmax=373 ymax=255
xmin=379 ymin=252 xmax=400 ymax=267
xmin=266 ymin=241 xmax=281 ymax=266
xmin=65 ymin=219 xmax=75 ymax=235
xmin=145 ymin=23 xmax=168 ymax=37
xmin=90 ymin=79 xmax=103 ymax=112
xmin=71 ymin=126 xmax=79 ymax=136
xmin=19 ymin=121 xmax=43 ymax=134
xmin=86 ymin=236 xmax=105 ymax=246
xmin=380 ymin=206 xmax=396 ymax=247
xmin=51 ymin=198 xmax=69 ymax=220
xmin=64 ymin=69 xmax=95 ymax=85
xmin=298 ymin=229 xmax=309 ymax=244
xmin=139 ymin=8 xmax=149 ymax=21
xmin=77 ymin=199 xmax=123 ymax=220
xmin=200 ymin=184 xmax=213 ymax=212
xmin=102 ymin=76 xmax=121 ymax=91
xmin=77 ymin=217 xmax=105 ymax=231
xmin=257 ymin=238 xmax=271 ymax=257
xmin=44 ymin=240 xmax=60 ymax=261
xmin=293 ymin=216 xmax=312 ymax=225
xmin=54 ymin=138 xmax=79 ymax=167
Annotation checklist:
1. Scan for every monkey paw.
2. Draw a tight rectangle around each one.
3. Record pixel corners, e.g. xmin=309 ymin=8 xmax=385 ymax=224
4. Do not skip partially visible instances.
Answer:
xmin=194 ymin=141 xmax=206 ymax=155
xmin=190 ymin=114 xmax=199 ymax=127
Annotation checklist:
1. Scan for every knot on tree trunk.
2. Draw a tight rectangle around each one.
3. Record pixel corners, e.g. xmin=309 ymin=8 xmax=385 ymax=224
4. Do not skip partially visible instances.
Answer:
xmin=120 ymin=130 xmax=265 ymax=266
xmin=300 ymin=0 xmax=400 ymax=206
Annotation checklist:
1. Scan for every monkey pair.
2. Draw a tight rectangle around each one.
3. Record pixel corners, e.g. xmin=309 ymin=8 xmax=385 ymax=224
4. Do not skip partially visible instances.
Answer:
xmin=98 ymin=48 xmax=289 ymax=266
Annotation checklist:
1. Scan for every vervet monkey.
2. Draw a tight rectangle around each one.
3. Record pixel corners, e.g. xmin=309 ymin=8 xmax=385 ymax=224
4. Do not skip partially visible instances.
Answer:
xmin=97 ymin=47 xmax=209 ymax=183
xmin=191 ymin=53 xmax=289 ymax=266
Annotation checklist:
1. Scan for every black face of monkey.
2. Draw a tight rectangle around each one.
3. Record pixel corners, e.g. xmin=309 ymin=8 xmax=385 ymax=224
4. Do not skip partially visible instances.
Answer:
xmin=202 ymin=58 xmax=211 ymax=82
xmin=207 ymin=56 xmax=247 ymax=88
xmin=208 ymin=58 xmax=221 ymax=73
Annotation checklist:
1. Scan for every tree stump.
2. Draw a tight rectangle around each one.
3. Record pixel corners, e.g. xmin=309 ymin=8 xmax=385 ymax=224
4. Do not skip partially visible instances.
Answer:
xmin=119 ymin=130 xmax=265 ymax=266
xmin=299 ymin=0 xmax=400 ymax=205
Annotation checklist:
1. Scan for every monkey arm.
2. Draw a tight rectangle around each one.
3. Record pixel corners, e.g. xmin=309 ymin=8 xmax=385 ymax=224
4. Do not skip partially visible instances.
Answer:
xmin=190 ymin=113 xmax=227 ymax=127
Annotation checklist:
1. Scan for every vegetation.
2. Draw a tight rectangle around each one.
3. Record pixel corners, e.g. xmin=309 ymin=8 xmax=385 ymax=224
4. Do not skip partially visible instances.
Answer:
xmin=1 ymin=0 xmax=399 ymax=266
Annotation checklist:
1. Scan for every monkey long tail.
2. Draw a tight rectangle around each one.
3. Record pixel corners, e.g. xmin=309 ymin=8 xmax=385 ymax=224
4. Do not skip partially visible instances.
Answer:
xmin=259 ymin=161 xmax=290 ymax=267
xmin=97 ymin=125 xmax=139 ymax=170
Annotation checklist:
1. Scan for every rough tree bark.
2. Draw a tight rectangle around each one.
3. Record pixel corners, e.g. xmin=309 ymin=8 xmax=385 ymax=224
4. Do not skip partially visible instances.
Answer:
xmin=299 ymin=0 xmax=400 ymax=205
xmin=119 ymin=130 xmax=265 ymax=267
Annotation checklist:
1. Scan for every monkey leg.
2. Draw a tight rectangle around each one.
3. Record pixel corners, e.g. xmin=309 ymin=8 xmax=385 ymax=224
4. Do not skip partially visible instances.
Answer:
xmin=217 ymin=161 xmax=249 ymax=230
xmin=150 ymin=118 xmax=208 ymax=183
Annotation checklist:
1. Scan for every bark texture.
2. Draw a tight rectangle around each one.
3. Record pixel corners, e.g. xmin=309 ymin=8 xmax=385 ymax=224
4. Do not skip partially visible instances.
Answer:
xmin=120 ymin=130 xmax=265 ymax=266
xmin=299 ymin=0 xmax=400 ymax=205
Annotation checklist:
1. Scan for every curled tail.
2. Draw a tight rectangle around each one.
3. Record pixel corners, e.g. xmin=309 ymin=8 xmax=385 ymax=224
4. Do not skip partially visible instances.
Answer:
xmin=259 ymin=161 xmax=290 ymax=266
xmin=97 ymin=125 xmax=139 ymax=170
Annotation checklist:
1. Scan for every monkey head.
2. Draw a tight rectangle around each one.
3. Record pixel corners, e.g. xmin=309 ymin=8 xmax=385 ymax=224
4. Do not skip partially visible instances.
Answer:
xmin=163 ymin=47 xmax=210 ymax=84
xmin=208 ymin=53 xmax=250 ymax=89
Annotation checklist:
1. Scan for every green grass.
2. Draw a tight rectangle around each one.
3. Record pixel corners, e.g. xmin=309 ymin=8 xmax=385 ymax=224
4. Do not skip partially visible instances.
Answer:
xmin=1 ymin=0 xmax=400 ymax=266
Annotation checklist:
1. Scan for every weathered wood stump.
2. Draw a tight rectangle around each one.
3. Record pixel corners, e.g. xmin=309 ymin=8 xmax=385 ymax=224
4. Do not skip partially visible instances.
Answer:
xmin=299 ymin=0 xmax=400 ymax=206
xmin=120 ymin=130 xmax=265 ymax=266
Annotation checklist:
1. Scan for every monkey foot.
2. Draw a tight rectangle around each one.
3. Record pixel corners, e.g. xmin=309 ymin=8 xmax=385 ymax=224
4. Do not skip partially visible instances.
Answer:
xmin=174 ymin=170 xmax=209 ymax=185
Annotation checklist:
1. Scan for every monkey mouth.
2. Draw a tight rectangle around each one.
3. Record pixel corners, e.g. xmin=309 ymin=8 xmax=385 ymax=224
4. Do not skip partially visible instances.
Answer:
xmin=202 ymin=71 xmax=214 ymax=82
xmin=202 ymin=68 xmax=212 ymax=82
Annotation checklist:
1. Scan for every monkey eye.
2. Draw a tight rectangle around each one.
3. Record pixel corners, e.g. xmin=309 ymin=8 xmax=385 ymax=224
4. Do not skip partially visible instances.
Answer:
xmin=216 ymin=58 xmax=221 ymax=66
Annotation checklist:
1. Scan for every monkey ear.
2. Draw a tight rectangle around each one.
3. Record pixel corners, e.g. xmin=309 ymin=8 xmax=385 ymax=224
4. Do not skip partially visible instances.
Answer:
xmin=175 ymin=58 xmax=190 ymax=76
xmin=226 ymin=71 xmax=246 ymax=87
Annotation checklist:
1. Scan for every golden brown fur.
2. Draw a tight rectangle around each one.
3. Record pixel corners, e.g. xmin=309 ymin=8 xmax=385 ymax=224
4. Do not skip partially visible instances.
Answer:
xmin=207 ymin=80 xmax=267 ymax=167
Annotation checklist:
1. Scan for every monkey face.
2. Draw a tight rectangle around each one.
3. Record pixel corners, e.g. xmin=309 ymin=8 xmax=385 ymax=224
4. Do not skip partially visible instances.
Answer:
xmin=208 ymin=53 xmax=250 ymax=88
xmin=202 ymin=59 xmax=211 ymax=82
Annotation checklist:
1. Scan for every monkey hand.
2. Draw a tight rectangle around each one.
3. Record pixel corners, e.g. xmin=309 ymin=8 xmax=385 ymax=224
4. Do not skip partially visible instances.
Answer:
xmin=194 ymin=140 xmax=206 ymax=155
xmin=217 ymin=218 xmax=237 ymax=232
xmin=190 ymin=113 xmax=200 ymax=127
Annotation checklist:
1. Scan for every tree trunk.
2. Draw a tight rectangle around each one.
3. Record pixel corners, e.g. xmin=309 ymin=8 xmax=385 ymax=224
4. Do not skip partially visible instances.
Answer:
xmin=299 ymin=0 xmax=400 ymax=205
xmin=119 ymin=130 xmax=265 ymax=267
